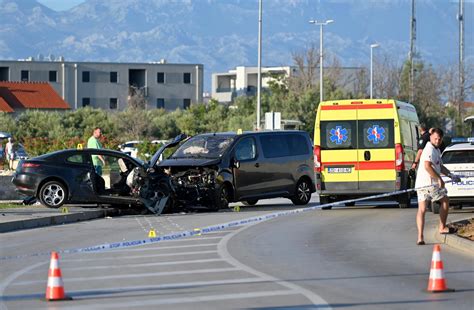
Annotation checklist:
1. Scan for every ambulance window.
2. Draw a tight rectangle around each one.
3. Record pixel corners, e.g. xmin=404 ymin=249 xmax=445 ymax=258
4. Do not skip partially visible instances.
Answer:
xmin=320 ymin=121 xmax=355 ymax=150
xmin=360 ymin=120 xmax=394 ymax=149
xmin=399 ymin=119 xmax=412 ymax=148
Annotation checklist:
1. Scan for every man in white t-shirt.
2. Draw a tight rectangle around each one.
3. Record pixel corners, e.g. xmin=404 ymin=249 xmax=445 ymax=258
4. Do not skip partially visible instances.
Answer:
xmin=415 ymin=128 xmax=456 ymax=245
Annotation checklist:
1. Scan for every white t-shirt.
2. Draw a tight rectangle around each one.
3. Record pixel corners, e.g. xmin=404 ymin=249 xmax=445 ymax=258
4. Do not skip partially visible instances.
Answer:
xmin=415 ymin=141 xmax=442 ymax=188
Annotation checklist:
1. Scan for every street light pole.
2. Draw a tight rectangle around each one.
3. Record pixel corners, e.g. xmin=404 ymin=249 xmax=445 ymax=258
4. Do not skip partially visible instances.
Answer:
xmin=309 ymin=19 xmax=334 ymax=103
xmin=256 ymin=0 xmax=262 ymax=131
xmin=370 ymin=43 xmax=380 ymax=99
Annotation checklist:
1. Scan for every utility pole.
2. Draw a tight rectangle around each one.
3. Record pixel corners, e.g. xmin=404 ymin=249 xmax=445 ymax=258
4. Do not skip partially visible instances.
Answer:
xmin=409 ymin=0 xmax=416 ymax=103
xmin=256 ymin=0 xmax=262 ymax=131
xmin=458 ymin=0 xmax=465 ymax=131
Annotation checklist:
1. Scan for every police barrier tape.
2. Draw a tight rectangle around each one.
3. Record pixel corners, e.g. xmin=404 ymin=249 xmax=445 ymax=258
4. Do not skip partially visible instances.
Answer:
xmin=0 ymin=185 xmax=435 ymax=261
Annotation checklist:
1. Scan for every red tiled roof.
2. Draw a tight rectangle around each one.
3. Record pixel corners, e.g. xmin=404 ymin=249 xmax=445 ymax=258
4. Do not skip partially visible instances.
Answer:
xmin=0 ymin=81 xmax=69 ymax=111
xmin=0 ymin=96 xmax=14 ymax=113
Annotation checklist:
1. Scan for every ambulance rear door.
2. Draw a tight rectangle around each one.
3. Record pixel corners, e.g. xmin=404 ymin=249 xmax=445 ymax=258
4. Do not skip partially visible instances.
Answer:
xmin=319 ymin=107 xmax=359 ymax=192
xmin=357 ymin=103 xmax=396 ymax=191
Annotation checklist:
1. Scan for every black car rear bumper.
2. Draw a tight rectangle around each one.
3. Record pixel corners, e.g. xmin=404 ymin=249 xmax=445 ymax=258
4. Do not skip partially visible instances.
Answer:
xmin=11 ymin=173 xmax=39 ymax=197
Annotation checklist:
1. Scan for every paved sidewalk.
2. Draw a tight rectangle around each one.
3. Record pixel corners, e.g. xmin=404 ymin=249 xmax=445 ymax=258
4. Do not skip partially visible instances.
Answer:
xmin=0 ymin=204 xmax=119 ymax=233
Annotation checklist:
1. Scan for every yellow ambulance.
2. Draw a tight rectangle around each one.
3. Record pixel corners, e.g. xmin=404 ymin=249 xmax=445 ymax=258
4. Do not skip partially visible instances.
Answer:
xmin=314 ymin=99 xmax=420 ymax=208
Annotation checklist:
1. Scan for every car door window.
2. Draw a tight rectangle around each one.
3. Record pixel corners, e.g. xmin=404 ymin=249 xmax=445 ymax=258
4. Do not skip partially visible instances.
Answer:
xmin=235 ymin=137 xmax=257 ymax=161
xmin=260 ymin=135 xmax=290 ymax=158
xmin=66 ymin=154 xmax=85 ymax=164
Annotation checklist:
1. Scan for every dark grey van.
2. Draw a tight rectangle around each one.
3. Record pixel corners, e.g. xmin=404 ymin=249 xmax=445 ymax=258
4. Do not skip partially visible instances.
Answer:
xmin=158 ymin=130 xmax=315 ymax=210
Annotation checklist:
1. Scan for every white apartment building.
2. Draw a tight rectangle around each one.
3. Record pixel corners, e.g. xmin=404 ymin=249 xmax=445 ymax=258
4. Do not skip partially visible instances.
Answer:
xmin=0 ymin=59 xmax=203 ymax=111
xmin=212 ymin=65 xmax=363 ymax=103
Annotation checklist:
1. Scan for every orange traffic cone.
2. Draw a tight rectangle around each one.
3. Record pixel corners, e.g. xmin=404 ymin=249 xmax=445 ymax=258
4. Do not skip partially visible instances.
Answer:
xmin=427 ymin=245 xmax=454 ymax=293
xmin=45 ymin=251 xmax=71 ymax=301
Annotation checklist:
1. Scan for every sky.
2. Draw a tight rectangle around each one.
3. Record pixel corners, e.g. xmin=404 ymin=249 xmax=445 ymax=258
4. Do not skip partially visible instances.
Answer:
xmin=37 ymin=0 xmax=85 ymax=11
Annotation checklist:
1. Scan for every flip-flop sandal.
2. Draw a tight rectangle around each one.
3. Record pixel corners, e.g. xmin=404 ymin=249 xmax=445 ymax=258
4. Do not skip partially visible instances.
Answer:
xmin=417 ymin=241 xmax=425 ymax=245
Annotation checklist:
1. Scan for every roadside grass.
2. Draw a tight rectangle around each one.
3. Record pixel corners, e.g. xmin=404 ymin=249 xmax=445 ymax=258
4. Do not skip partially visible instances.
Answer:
xmin=0 ymin=203 xmax=24 ymax=209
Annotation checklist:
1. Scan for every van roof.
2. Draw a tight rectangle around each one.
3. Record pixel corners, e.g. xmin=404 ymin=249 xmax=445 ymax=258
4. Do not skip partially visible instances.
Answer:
xmin=197 ymin=130 xmax=308 ymax=138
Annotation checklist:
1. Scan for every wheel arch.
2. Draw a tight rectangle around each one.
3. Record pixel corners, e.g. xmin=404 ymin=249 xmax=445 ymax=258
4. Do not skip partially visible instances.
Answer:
xmin=36 ymin=177 xmax=70 ymax=199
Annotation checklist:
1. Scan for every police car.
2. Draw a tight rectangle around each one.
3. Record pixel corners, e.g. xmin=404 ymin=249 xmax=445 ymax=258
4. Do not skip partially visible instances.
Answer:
xmin=432 ymin=138 xmax=474 ymax=213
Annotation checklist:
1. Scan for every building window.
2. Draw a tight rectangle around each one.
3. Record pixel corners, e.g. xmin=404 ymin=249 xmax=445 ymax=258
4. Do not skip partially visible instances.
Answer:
xmin=110 ymin=98 xmax=118 ymax=109
xmin=157 ymin=72 xmax=165 ymax=83
xmin=157 ymin=98 xmax=165 ymax=109
xmin=82 ymin=98 xmax=90 ymax=107
xmin=183 ymin=98 xmax=191 ymax=109
xmin=110 ymin=71 xmax=118 ymax=83
xmin=82 ymin=71 xmax=90 ymax=82
xmin=183 ymin=73 xmax=191 ymax=84
xmin=21 ymin=70 xmax=29 ymax=81
xmin=49 ymin=70 xmax=57 ymax=82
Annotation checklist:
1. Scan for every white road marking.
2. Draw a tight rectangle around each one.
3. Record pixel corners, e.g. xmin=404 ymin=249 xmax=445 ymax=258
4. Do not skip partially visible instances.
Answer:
xmin=61 ymin=250 xmax=218 ymax=262
xmin=218 ymin=223 xmax=332 ymax=309
xmin=14 ymin=267 xmax=240 ymax=286
xmin=55 ymin=258 xmax=226 ymax=271
xmin=59 ymin=290 xmax=298 ymax=309
xmin=97 ymin=242 xmax=219 ymax=253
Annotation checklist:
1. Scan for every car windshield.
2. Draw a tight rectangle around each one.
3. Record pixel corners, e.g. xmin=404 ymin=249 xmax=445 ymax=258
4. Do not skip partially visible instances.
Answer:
xmin=442 ymin=150 xmax=474 ymax=164
xmin=171 ymin=135 xmax=234 ymax=159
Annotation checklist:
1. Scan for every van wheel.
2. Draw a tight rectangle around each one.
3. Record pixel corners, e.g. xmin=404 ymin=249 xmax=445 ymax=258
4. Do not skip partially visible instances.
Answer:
xmin=242 ymin=200 xmax=258 ymax=206
xmin=432 ymin=202 xmax=440 ymax=214
xmin=291 ymin=179 xmax=312 ymax=205
xmin=397 ymin=192 xmax=411 ymax=209
xmin=319 ymin=196 xmax=332 ymax=210
xmin=39 ymin=181 xmax=68 ymax=208
xmin=211 ymin=183 xmax=231 ymax=210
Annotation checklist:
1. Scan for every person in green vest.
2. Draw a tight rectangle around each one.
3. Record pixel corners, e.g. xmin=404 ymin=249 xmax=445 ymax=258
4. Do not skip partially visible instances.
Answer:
xmin=87 ymin=127 xmax=106 ymax=176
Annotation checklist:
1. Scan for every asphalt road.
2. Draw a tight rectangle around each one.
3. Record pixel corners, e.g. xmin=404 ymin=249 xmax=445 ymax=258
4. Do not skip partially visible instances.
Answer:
xmin=1 ymin=197 xmax=473 ymax=309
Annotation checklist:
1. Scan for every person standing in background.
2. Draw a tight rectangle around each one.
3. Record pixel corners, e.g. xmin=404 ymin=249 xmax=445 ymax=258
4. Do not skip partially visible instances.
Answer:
xmin=87 ymin=127 xmax=106 ymax=176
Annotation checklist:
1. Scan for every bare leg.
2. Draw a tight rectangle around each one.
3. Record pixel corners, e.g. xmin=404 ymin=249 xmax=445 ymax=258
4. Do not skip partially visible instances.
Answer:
xmin=438 ymin=196 xmax=450 ymax=233
xmin=417 ymin=200 xmax=427 ymax=243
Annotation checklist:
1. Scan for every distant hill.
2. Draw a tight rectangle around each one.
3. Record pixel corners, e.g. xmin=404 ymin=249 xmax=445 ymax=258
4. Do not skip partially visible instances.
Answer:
xmin=0 ymin=0 xmax=472 ymax=91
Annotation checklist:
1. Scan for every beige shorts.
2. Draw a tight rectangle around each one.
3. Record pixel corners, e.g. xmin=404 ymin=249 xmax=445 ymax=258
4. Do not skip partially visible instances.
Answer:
xmin=417 ymin=186 xmax=447 ymax=203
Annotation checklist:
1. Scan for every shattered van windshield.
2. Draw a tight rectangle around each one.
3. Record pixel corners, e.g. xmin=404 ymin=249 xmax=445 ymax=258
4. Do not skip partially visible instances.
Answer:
xmin=171 ymin=135 xmax=234 ymax=159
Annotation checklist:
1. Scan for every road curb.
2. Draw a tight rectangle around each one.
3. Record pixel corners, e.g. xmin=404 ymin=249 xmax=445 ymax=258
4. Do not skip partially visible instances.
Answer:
xmin=433 ymin=218 xmax=474 ymax=255
xmin=0 ymin=208 xmax=119 ymax=233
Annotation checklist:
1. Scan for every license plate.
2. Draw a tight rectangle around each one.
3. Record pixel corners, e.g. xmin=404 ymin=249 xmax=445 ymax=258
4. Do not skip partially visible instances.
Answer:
xmin=327 ymin=167 xmax=352 ymax=173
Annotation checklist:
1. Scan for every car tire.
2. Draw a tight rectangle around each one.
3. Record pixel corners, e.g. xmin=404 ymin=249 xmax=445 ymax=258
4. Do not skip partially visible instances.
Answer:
xmin=242 ymin=200 xmax=258 ymax=206
xmin=397 ymin=192 xmax=411 ymax=209
xmin=211 ymin=183 xmax=231 ymax=210
xmin=319 ymin=196 xmax=332 ymax=210
xmin=432 ymin=201 xmax=440 ymax=214
xmin=291 ymin=178 xmax=312 ymax=206
xmin=39 ymin=180 xmax=68 ymax=208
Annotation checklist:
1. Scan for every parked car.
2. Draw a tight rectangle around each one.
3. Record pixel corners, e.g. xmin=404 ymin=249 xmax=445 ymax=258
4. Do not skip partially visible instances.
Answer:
xmin=158 ymin=130 xmax=315 ymax=209
xmin=14 ymin=143 xmax=29 ymax=160
xmin=431 ymin=139 xmax=474 ymax=213
xmin=118 ymin=140 xmax=141 ymax=158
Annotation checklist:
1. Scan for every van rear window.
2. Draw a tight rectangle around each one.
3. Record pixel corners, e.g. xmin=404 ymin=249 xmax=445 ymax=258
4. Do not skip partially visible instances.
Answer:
xmin=320 ymin=121 xmax=356 ymax=150
xmin=359 ymin=120 xmax=394 ymax=149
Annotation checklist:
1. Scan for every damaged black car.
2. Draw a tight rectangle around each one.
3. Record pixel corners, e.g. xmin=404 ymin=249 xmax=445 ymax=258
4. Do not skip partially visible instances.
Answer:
xmin=158 ymin=130 xmax=316 ymax=211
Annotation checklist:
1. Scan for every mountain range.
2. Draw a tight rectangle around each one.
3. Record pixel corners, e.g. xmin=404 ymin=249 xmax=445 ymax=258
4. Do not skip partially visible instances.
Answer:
xmin=0 ymin=0 xmax=472 ymax=91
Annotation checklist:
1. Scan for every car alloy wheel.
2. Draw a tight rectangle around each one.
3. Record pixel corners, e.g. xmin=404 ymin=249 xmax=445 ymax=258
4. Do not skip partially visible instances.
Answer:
xmin=291 ymin=179 xmax=311 ymax=205
xmin=39 ymin=181 xmax=67 ymax=208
